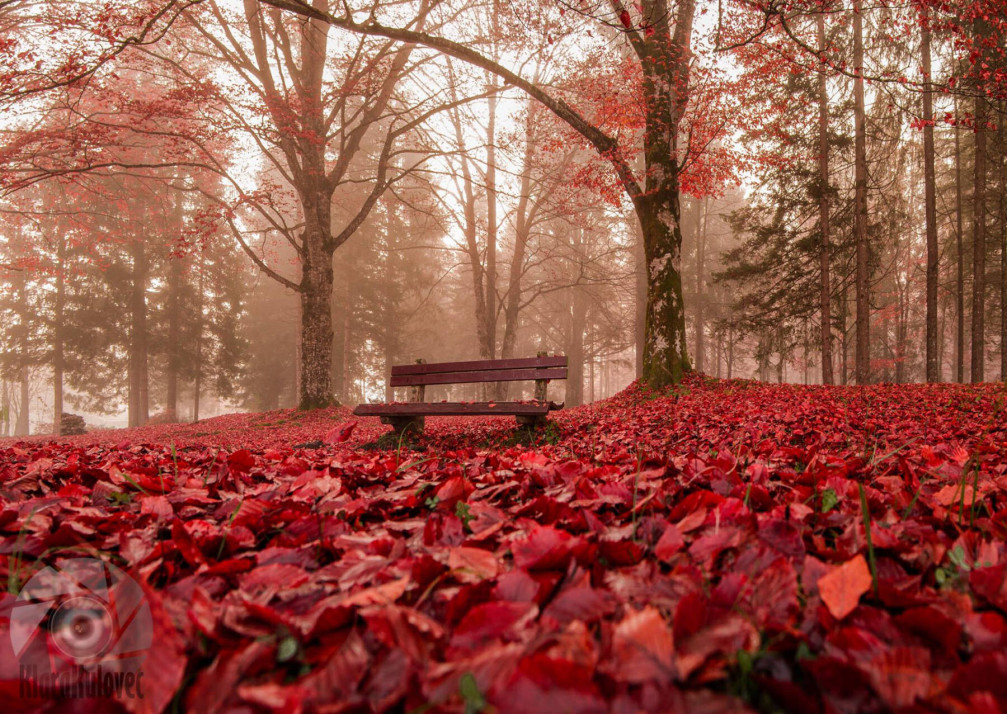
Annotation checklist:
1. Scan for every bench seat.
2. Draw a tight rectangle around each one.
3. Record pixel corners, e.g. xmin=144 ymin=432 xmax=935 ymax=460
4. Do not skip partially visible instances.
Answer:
xmin=354 ymin=400 xmax=563 ymax=418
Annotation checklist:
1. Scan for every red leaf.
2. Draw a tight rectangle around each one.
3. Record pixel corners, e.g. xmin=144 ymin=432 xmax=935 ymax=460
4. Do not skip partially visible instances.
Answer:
xmin=610 ymin=605 xmax=675 ymax=683
xmin=818 ymin=554 xmax=873 ymax=620
xmin=324 ymin=421 xmax=357 ymax=444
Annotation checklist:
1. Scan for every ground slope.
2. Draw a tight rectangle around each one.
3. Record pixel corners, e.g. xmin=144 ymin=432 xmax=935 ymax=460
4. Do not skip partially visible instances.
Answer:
xmin=2 ymin=375 xmax=1007 ymax=712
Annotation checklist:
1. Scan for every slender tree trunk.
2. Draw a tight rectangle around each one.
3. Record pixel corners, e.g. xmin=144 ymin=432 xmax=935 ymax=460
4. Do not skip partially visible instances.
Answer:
xmin=193 ymin=257 xmax=203 ymax=421
xmin=840 ymin=283 xmax=849 ymax=384
xmin=817 ymin=12 xmax=834 ymax=385
xmin=923 ymin=20 xmax=940 ymax=382
xmin=16 ymin=367 xmax=29 ymax=436
xmin=53 ymin=233 xmax=65 ymax=435
xmin=566 ymin=283 xmax=588 ymax=406
xmin=1 ymin=382 xmax=10 ymax=437
xmin=485 ymin=85 xmax=498 ymax=363
xmin=853 ymin=0 xmax=870 ymax=385
xmin=635 ymin=226 xmax=646 ymax=379
xmin=727 ymin=323 xmax=735 ymax=379
xmin=499 ymin=102 xmax=539 ymax=365
xmin=972 ymin=85 xmax=988 ymax=383
xmin=128 ymin=236 xmax=149 ymax=428
xmin=165 ymin=256 xmax=181 ymax=421
xmin=694 ymin=197 xmax=708 ymax=373
xmin=955 ymin=96 xmax=966 ymax=382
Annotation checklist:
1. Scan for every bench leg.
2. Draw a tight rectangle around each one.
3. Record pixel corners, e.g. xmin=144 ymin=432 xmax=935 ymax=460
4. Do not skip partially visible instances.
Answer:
xmin=381 ymin=415 xmax=424 ymax=437
xmin=515 ymin=415 xmax=546 ymax=428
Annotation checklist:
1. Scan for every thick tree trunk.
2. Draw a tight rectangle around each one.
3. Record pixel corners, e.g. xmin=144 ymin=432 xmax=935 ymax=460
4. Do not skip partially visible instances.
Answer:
xmin=636 ymin=193 xmax=690 ymax=388
xmin=633 ymin=0 xmax=694 ymax=389
xmin=299 ymin=221 xmax=335 ymax=409
xmin=853 ymin=0 xmax=870 ymax=385
xmin=999 ymin=104 xmax=1006 ymax=381
xmin=128 ymin=237 xmax=149 ymax=428
xmin=972 ymin=89 xmax=987 ymax=383
xmin=923 ymin=21 xmax=939 ymax=382
xmin=817 ymin=13 xmax=834 ymax=385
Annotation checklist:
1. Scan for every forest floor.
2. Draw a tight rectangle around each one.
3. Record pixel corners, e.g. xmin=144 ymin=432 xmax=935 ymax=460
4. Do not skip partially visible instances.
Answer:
xmin=2 ymin=374 xmax=1007 ymax=712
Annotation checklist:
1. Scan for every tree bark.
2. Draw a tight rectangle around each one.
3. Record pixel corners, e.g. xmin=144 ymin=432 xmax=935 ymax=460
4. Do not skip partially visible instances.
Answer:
xmin=955 ymin=95 xmax=966 ymax=382
xmin=852 ymin=0 xmax=871 ymax=385
xmin=999 ymin=103 xmax=1006 ymax=381
xmin=16 ymin=367 xmax=29 ymax=436
xmin=972 ymin=85 xmax=987 ymax=383
xmin=53 ymin=230 xmax=65 ymax=435
xmin=566 ymin=283 xmax=587 ymax=407
xmin=634 ymin=224 xmax=646 ymax=379
xmin=299 ymin=215 xmax=335 ymax=409
xmin=193 ymin=258 xmax=203 ymax=421
xmin=694 ymin=197 xmax=708 ymax=373
xmin=634 ymin=0 xmax=695 ymax=389
xmin=485 ymin=84 xmax=498 ymax=363
xmin=923 ymin=20 xmax=939 ymax=382
xmin=128 ymin=236 xmax=149 ymax=428
xmin=165 ymin=186 xmax=185 ymax=421
xmin=817 ymin=12 xmax=834 ymax=385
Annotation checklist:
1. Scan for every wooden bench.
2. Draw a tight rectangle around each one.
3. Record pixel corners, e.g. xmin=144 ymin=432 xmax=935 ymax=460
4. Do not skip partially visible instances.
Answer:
xmin=354 ymin=355 xmax=567 ymax=435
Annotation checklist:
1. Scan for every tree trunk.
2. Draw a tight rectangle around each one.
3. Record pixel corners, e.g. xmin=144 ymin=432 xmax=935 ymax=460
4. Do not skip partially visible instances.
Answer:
xmin=817 ymin=12 xmax=834 ymax=385
xmin=165 ymin=187 xmax=185 ymax=420
xmin=53 ymin=232 xmax=65 ymax=435
xmin=165 ymin=255 xmax=182 ymax=421
xmin=635 ymin=224 xmax=646 ymax=379
xmin=853 ymin=0 xmax=871 ymax=385
xmin=485 ymin=86 xmax=498 ymax=365
xmin=955 ymin=95 xmax=966 ymax=383
xmin=16 ymin=367 xmax=29 ymax=436
xmin=128 ymin=236 xmax=149 ymax=427
xmin=499 ymin=102 xmax=539 ymax=365
xmin=299 ymin=217 xmax=335 ymax=409
xmin=727 ymin=322 xmax=735 ymax=379
xmin=999 ymin=102 xmax=1006 ymax=381
xmin=972 ymin=85 xmax=987 ymax=383
xmin=1 ymin=382 xmax=10 ymax=437
xmin=193 ymin=258 xmax=203 ymax=421
xmin=923 ymin=20 xmax=939 ymax=382
xmin=566 ymin=283 xmax=588 ymax=407
xmin=694 ymin=197 xmax=708 ymax=373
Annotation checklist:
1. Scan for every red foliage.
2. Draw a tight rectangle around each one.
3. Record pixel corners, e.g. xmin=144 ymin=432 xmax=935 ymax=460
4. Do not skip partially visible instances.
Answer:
xmin=3 ymin=375 xmax=1007 ymax=710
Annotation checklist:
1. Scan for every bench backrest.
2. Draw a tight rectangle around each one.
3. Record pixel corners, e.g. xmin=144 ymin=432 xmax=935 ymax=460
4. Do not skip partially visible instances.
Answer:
xmin=389 ymin=356 xmax=567 ymax=387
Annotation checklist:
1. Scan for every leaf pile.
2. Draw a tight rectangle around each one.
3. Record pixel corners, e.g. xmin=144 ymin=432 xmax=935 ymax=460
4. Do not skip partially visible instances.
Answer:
xmin=2 ymin=374 xmax=1007 ymax=712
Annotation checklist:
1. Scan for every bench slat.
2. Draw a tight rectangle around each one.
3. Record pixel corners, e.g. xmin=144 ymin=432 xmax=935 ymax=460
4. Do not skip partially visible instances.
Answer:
xmin=391 ymin=356 xmax=567 ymax=376
xmin=390 ymin=367 xmax=567 ymax=387
xmin=354 ymin=401 xmax=554 ymax=417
